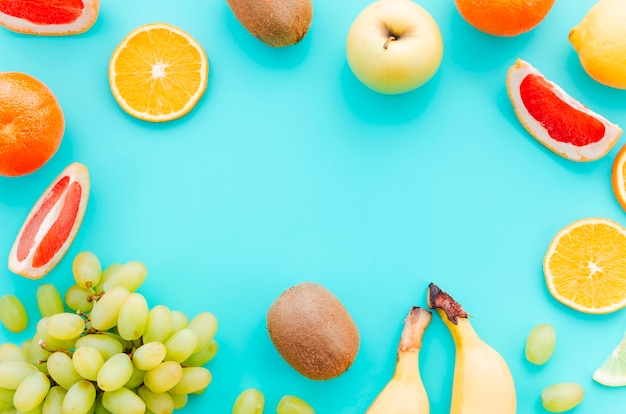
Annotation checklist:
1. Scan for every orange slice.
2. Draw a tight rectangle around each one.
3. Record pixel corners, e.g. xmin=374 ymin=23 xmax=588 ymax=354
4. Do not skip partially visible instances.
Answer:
xmin=108 ymin=23 xmax=209 ymax=122
xmin=8 ymin=162 xmax=90 ymax=279
xmin=544 ymin=218 xmax=626 ymax=314
xmin=0 ymin=0 xmax=99 ymax=35
xmin=612 ymin=144 xmax=626 ymax=212
xmin=507 ymin=58 xmax=621 ymax=161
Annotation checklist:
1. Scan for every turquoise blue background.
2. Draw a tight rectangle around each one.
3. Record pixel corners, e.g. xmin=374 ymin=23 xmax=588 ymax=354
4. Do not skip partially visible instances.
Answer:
xmin=1 ymin=0 xmax=626 ymax=412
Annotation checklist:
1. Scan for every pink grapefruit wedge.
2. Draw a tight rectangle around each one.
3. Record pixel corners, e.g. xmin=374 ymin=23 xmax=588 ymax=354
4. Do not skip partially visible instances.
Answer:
xmin=8 ymin=162 xmax=90 ymax=279
xmin=507 ymin=58 xmax=621 ymax=162
xmin=0 ymin=0 xmax=99 ymax=35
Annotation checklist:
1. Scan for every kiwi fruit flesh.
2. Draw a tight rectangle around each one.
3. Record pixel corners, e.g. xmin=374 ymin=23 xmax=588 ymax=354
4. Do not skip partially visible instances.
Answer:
xmin=226 ymin=0 xmax=313 ymax=47
xmin=266 ymin=282 xmax=360 ymax=380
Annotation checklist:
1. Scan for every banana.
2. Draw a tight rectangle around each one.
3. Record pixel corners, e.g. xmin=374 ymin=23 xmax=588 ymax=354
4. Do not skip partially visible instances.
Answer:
xmin=427 ymin=283 xmax=516 ymax=414
xmin=366 ymin=306 xmax=431 ymax=414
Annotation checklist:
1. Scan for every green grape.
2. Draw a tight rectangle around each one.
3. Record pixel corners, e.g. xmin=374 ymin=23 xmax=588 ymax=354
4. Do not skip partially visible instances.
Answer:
xmin=101 ymin=387 xmax=146 ymax=414
xmin=124 ymin=366 xmax=146 ymax=389
xmin=169 ymin=366 xmax=212 ymax=395
xmin=101 ymin=332 xmax=131 ymax=353
xmin=28 ymin=335 xmax=51 ymax=374
xmin=0 ymin=387 xmax=15 ymax=412
xmin=47 ymin=351 xmax=83 ymax=390
xmin=89 ymin=287 xmax=131 ymax=331
xmin=65 ymin=285 xmax=95 ymax=313
xmin=183 ymin=339 xmax=218 ymax=367
xmin=42 ymin=386 xmax=67 ymax=414
xmin=97 ymin=353 xmax=134 ymax=392
xmin=276 ymin=396 xmax=314 ymax=414
xmin=132 ymin=341 xmax=166 ymax=371
xmin=525 ymin=324 xmax=556 ymax=365
xmin=187 ymin=312 xmax=218 ymax=353
xmin=143 ymin=305 xmax=173 ymax=344
xmin=72 ymin=346 xmax=105 ymax=381
xmin=100 ymin=261 xmax=147 ymax=293
xmin=144 ymin=361 xmax=183 ymax=393
xmin=0 ymin=294 xmax=28 ymax=333
xmin=169 ymin=392 xmax=187 ymax=409
xmin=95 ymin=264 xmax=122 ymax=292
xmin=75 ymin=334 xmax=124 ymax=361
xmin=0 ymin=343 xmax=28 ymax=363
xmin=0 ymin=361 xmax=38 ymax=389
xmin=137 ymin=385 xmax=175 ymax=414
xmin=13 ymin=371 xmax=50 ymax=412
xmin=46 ymin=313 xmax=86 ymax=340
xmin=36 ymin=284 xmax=65 ymax=317
xmin=94 ymin=397 xmax=113 ymax=414
xmin=541 ymin=382 xmax=584 ymax=413
xmin=117 ymin=293 xmax=148 ymax=341
xmin=36 ymin=318 xmax=78 ymax=350
xmin=63 ymin=381 xmax=96 ymax=414
xmin=232 ymin=388 xmax=264 ymax=414
xmin=164 ymin=328 xmax=198 ymax=363
xmin=170 ymin=310 xmax=189 ymax=333
xmin=73 ymin=251 xmax=102 ymax=288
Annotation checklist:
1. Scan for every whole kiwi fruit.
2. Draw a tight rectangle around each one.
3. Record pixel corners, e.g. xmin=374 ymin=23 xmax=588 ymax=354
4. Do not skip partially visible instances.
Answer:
xmin=266 ymin=282 xmax=360 ymax=380
xmin=226 ymin=0 xmax=313 ymax=47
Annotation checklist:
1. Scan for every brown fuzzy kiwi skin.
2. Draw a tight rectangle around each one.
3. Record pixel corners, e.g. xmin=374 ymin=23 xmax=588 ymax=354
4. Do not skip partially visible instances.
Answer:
xmin=226 ymin=0 xmax=313 ymax=47
xmin=266 ymin=282 xmax=360 ymax=380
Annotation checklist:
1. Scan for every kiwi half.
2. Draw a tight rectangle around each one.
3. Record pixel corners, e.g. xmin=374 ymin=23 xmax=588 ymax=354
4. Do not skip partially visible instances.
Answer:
xmin=266 ymin=282 xmax=360 ymax=380
xmin=226 ymin=0 xmax=313 ymax=47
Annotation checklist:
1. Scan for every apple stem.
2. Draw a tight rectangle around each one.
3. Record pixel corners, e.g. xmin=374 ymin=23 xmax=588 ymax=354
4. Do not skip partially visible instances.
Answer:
xmin=383 ymin=35 xmax=397 ymax=50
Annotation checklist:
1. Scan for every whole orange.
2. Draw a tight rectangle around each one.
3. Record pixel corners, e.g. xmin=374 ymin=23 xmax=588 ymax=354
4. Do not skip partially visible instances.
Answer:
xmin=454 ymin=0 xmax=556 ymax=37
xmin=0 ymin=72 xmax=64 ymax=177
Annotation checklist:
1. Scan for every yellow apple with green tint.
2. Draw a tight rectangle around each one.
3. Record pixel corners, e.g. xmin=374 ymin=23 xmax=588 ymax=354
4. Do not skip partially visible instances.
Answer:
xmin=346 ymin=0 xmax=443 ymax=95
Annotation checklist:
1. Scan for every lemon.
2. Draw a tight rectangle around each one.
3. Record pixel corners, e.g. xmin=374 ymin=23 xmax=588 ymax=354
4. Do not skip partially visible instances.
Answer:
xmin=593 ymin=332 xmax=626 ymax=386
xmin=569 ymin=0 xmax=626 ymax=89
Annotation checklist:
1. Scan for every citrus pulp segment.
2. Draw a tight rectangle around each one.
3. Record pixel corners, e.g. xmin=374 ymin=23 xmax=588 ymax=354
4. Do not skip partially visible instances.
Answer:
xmin=0 ymin=72 xmax=65 ymax=177
xmin=593 ymin=332 xmax=626 ymax=387
xmin=8 ymin=162 xmax=90 ymax=279
xmin=507 ymin=59 xmax=621 ymax=162
xmin=544 ymin=218 xmax=626 ymax=314
xmin=611 ymin=144 xmax=626 ymax=212
xmin=0 ymin=0 xmax=99 ymax=35
xmin=108 ymin=23 xmax=209 ymax=122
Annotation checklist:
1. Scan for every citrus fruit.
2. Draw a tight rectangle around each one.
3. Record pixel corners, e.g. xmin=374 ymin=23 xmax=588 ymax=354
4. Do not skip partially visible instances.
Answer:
xmin=0 ymin=0 xmax=99 ymax=35
xmin=569 ymin=0 xmax=626 ymax=90
xmin=593 ymin=332 xmax=626 ymax=386
xmin=8 ymin=162 xmax=90 ymax=279
xmin=0 ymin=72 xmax=65 ymax=177
xmin=453 ymin=0 xmax=556 ymax=36
xmin=507 ymin=59 xmax=621 ymax=162
xmin=611 ymin=144 xmax=626 ymax=211
xmin=108 ymin=22 xmax=209 ymax=122
xmin=544 ymin=218 xmax=626 ymax=314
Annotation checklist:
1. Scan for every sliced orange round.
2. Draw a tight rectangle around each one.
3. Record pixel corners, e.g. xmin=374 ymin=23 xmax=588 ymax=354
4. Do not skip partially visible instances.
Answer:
xmin=8 ymin=162 xmax=90 ymax=279
xmin=507 ymin=58 xmax=622 ymax=162
xmin=109 ymin=22 xmax=209 ymax=123
xmin=544 ymin=218 xmax=626 ymax=314
xmin=0 ymin=0 xmax=99 ymax=36
xmin=612 ymin=144 xmax=626 ymax=212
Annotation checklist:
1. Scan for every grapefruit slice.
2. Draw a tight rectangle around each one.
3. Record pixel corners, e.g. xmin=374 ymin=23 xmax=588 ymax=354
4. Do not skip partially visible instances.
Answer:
xmin=507 ymin=58 xmax=621 ymax=162
xmin=0 ymin=0 xmax=99 ymax=35
xmin=613 ymin=144 xmax=626 ymax=212
xmin=8 ymin=162 xmax=90 ymax=279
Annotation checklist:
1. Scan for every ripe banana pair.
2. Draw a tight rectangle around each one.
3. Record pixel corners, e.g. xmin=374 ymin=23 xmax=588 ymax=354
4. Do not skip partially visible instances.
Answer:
xmin=366 ymin=283 xmax=516 ymax=414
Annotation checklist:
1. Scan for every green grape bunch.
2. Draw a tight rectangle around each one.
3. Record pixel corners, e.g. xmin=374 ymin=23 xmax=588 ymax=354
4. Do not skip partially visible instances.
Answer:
xmin=0 ymin=251 xmax=219 ymax=414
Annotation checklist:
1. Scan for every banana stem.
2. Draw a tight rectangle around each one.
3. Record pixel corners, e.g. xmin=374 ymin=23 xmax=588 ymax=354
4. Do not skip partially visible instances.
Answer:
xmin=398 ymin=307 xmax=432 ymax=353
xmin=426 ymin=283 xmax=469 ymax=325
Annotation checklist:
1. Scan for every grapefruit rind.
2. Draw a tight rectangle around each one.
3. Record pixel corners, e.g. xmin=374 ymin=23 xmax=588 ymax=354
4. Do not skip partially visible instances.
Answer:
xmin=612 ymin=144 xmax=626 ymax=212
xmin=543 ymin=218 xmax=626 ymax=314
xmin=108 ymin=22 xmax=209 ymax=123
xmin=507 ymin=59 xmax=622 ymax=162
xmin=8 ymin=162 xmax=90 ymax=279
xmin=0 ymin=0 xmax=99 ymax=35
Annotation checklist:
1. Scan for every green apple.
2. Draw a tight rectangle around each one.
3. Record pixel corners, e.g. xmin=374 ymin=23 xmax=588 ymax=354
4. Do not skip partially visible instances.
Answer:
xmin=346 ymin=0 xmax=443 ymax=95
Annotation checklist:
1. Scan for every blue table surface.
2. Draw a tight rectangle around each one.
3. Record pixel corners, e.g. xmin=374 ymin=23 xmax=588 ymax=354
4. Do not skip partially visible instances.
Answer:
xmin=1 ymin=0 xmax=626 ymax=412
